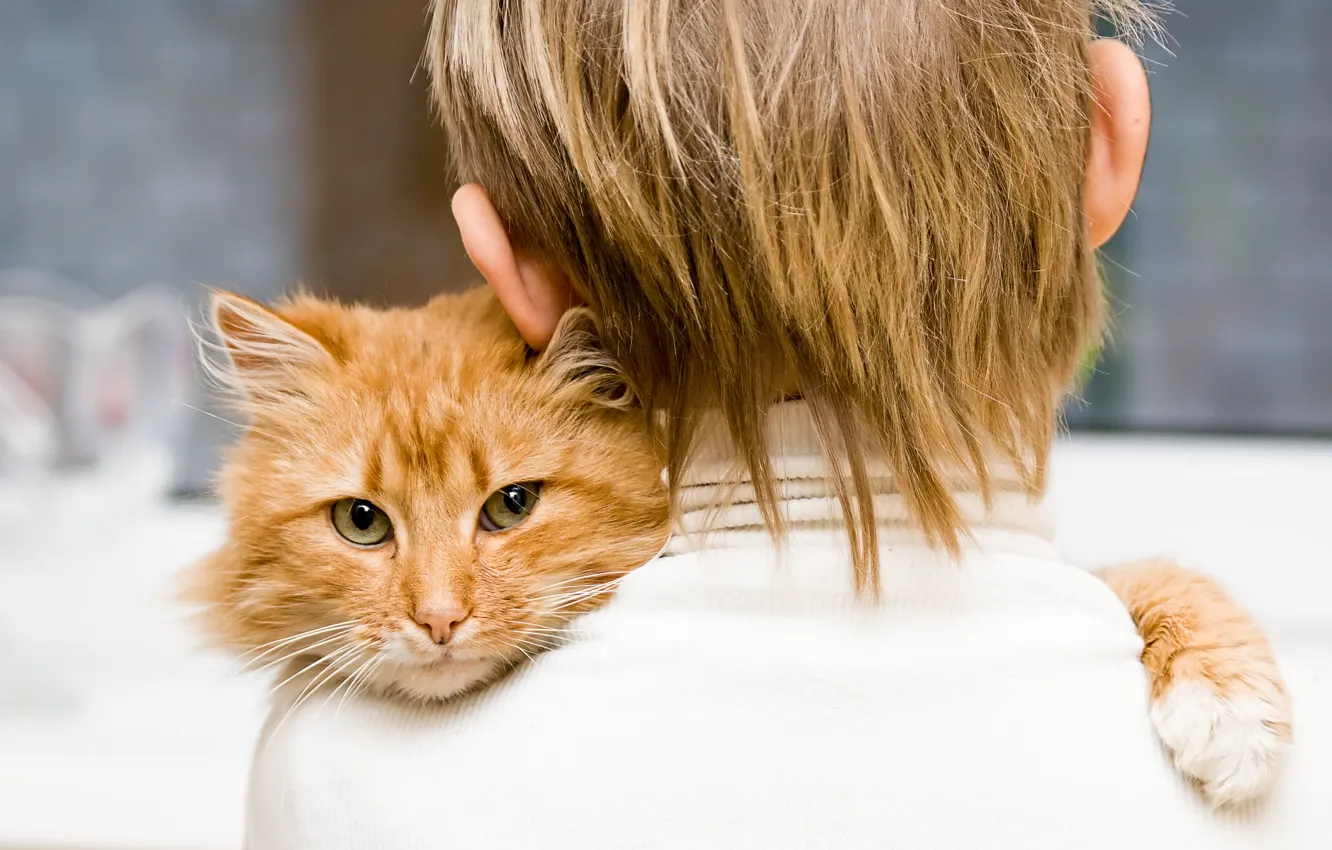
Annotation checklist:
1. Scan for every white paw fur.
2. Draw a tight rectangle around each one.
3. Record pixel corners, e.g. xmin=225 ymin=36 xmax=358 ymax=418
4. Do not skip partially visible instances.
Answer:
xmin=1150 ymin=680 xmax=1290 ymax=807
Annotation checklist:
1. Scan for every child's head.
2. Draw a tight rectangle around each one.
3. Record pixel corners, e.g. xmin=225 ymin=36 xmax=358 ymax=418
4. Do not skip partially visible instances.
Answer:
xmin=427 ymin=1 xmax=1156 ymax=583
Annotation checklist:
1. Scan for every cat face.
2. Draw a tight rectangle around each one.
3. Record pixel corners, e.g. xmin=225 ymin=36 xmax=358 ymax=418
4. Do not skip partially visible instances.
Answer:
xmin=188 ymin=287 xmax=670 ymax=700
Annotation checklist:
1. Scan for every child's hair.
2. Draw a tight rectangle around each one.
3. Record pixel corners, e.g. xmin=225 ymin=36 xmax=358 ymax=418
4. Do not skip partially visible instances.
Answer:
xmin=427 ymin=0 xmax=1158 ymax=589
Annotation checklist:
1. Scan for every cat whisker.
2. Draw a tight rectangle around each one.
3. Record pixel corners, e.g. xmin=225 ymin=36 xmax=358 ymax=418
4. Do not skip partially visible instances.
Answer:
xmin=180 ymin=402 xmax=284 ymax=443
xmin=523 ymin=590 xmax=621 ymax=606
xmin=507 ymin=633 xmax=564 ymax=651
xmin=242 ymin=637 xmax=347 ymax=678
xmin=537 ymin=593 xmax=616 ymax=610
xmin=239 ymin=627 xmax=360 ymax=675
xmin=320 ymin=644 xmax=382 ymax=717
xmin=510 ymin=621 xmax=568 ymax=633
xmin=262 ymin=658 xmax=330 ymax=724
xmin=528 ymin=578 xmax=630 ymax=606
xmin=528 ymin=621 xmax=594 ymax=635
xmin=352 ymin=656 xmax=385 ymax=698
xmin=322 ymin=662 xmax=359 ymax=712
xmin=237 ymin=621 xmax=357 ymax=663
xmin=533 ymin=571 xmax=632 ymax=593
xmin=267 ymin=638 xmax=360 ymax=700
xmin=519 ymin=641 xmax=562 ymax=657
xmin=317 ymin=642 xmax=372 ymax=693
xmin=510 ymin=631 xmax=566 ymax=644
xmin=540 ymin=584 xmax=629 ymax=612
xmin=497 ymin=636 xmax=549 ymax=667
xmin=507 ymin=628 xmax=570 ymax=653
xmin=511 ymin=606 xmax=603 ymax=630
xmin=491 ymin=630 xmax=558 ymax=656
xmin=336 ymin=658 xmax=384 ymax=714
xmin=336 ymin=653 xmax=387 ymax=716
xmin=272 ymin=641 xmax=371 ymax=736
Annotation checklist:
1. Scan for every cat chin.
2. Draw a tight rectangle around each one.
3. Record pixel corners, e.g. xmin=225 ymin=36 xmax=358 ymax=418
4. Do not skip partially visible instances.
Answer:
xmin=372 ymin=657 xmax=506 ymax=702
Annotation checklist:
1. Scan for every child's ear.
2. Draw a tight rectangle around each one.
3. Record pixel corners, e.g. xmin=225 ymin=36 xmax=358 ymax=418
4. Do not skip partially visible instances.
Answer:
xmin=540 ymin=308 xmax=636 ymax=409
xmin=452 ymin=183 xmax=582 ymax=350
xmin=1085 ymin=39 xmax=1152 ymax=248
xmin=206 ymin=290 xmax=332 ymax=402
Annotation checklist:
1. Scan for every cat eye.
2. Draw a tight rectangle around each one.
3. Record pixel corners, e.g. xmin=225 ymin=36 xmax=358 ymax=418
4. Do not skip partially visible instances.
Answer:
xmin=479 ymin=483 xmax=542 ymax=532
xmin=331 ymin=498 xmax=394 ymax=547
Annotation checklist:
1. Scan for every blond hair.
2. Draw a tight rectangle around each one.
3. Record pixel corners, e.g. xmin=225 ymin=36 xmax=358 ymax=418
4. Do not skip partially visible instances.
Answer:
xmin=427 ymin=0 xmax=1158 ymax=590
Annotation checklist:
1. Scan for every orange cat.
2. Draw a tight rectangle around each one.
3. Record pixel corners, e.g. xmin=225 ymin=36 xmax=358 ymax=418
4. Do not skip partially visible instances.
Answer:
xmin=186 ymin=287 xmax=1289 ymax=808
xmin=187 ymin=287 xmax=669 ymax=702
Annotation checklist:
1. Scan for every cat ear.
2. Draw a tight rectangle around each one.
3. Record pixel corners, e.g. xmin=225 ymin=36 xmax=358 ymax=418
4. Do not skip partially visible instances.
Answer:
xmin=540 ymin=308 xmax=636 ymax=409
xmin=206 ymin=290 xmax=332 ymax=402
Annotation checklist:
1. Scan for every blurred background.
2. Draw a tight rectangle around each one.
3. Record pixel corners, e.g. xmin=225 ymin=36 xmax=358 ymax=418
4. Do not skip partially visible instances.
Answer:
xmin=1078 ymin=1 xmax=1332 ymax=436
xmin=0 ymin=2 xmax=1329 ymax=848
xmin=0 ymin=0 xmax=470 ymax=496
xmin=0 ymin=1 xmax=1328 ymax=498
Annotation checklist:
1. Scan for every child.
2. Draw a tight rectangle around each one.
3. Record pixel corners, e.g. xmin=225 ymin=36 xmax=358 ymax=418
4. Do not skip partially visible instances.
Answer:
xmin=243 ymin=3 xmax=1329 ymax=847
xmin=433 ymin=0 xmax=1152 ymax=582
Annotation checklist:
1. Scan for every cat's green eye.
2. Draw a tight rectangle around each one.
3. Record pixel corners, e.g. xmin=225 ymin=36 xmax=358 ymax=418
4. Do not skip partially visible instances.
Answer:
xmin=479 ymin=483 xmax=542 ymax=532
xmin=331 ymin=498 xmax=394 ymax=547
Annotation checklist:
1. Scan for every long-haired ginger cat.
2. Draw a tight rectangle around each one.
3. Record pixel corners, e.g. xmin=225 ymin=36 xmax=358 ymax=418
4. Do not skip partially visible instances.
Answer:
xmin=188 ymin=288 xmax=669 ymax=704
xmin=186 ymin=287 xmax=1290 ymax=809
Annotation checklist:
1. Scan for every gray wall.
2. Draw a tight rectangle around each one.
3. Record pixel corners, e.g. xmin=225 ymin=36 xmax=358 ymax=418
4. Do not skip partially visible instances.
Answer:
xmin=0 ymin=0 xmax=301 ymax=489
xmin=1078 ymin=0 xmax=1332 ymax=433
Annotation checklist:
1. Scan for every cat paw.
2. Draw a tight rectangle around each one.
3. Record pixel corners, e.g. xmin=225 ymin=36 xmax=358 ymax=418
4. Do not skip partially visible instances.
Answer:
xmin=1150 ymin=679 xmax=1291 ymax=808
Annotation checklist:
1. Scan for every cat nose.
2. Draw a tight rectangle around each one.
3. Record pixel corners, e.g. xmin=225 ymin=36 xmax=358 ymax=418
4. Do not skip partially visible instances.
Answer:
xmin=414 ymin=605 xmax=470 ymax=645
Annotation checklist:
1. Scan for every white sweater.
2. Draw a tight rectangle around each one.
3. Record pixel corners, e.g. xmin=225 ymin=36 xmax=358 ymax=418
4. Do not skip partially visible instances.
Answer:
xmin=246 ymin=408 xmax=1330 ymax=849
